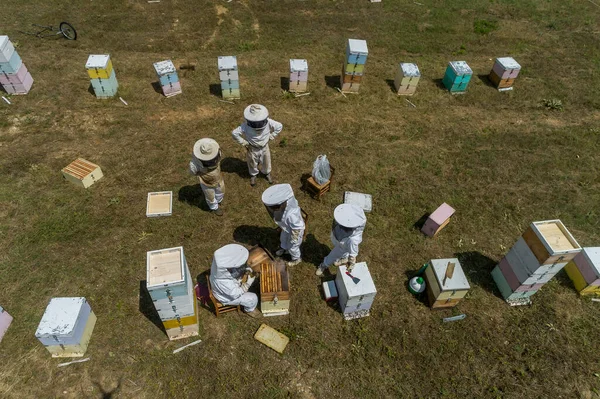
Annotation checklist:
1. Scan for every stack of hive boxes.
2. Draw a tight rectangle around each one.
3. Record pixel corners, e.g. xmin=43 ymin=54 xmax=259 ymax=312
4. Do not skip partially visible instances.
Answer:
xmin=442 ymin=61 xmax=472 ymax=94
xmin=341 ymin=39 xmax=368 ymax=93
xmin=86 ymin=54 xmax=118 ymax=99
xmin=423 ymin=258 xmax=470 ymax=309
xmin=289 ymin=59 xmax=308 ymax=93
xmin=153 ymin=60 xmax=181 ymax=97
xmin=489 ymin=57 xmax=521 ymax=91
xmin=0 ymin=35 xmax=33 ymax=95
xmin=146 ymin=246 xmax=199 ymax=340
xmin=394 ymin=63 xmax=420 ymax=96
xmin=491 ymin=220 xmax=581 ymax=306
xmin=218 ymin=56 xmax=240 ymax=100
xmin=335 ymin=262 xmax=377 ymax=320
xmin=35 ymin=297 xmax=97 ymax=357
xmin=564 ymin=248 xmax=600 ymax=296
xmin=0 ymin=305 xmax=12 ymax=343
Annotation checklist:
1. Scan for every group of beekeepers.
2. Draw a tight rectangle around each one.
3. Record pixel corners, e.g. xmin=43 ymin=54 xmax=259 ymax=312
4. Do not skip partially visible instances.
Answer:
xmin=189 ymin=104 xmax=367 ymax=318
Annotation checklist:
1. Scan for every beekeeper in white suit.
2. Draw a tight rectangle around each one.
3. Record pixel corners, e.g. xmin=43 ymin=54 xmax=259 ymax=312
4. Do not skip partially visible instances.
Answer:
xmin=316 ymin=204 xmax=367 ymax=276
xmin=231 ymin=104 xmax=283 ymax=186
xmin=210 ymin=244 xmax=261 ymax=318
xmin=261 ymin=184 xmax=305 ymax=266
xmin=189 ymin=138 xmax=225 ymax=216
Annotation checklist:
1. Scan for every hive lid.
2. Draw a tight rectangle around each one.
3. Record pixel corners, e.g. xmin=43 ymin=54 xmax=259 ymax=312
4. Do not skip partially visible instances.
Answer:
xmin=217 ymin=56 xmax=238 ymax=71
xmin=429 ymin=203 xmax=455 ymax=225
xmin=347 ymin=39 xmax=368 ymax=55
xmin=400 ymin=63 xmax=420 ymax=77
xmin=0 ymin=36 xmax=9 ymax=53
xmin=430 ymin=258 xmax=470 ymax=291
xmin=344 ymin=191 xmax=372 ymax=212
xmin=338 ymin=263 xmax=376 ymax=296
xmin=496 ymin=57 xmax=521 ymax=70
xmin=35 ymin=297 xmax=86 ymax=338
xmin=531 ymin=220 xmax=580 ymax=254
xmin=153 ymin=60 xmax=176 ymax=75
xmin=146 ymin=246 xmax=185 ymax=287
xmin=86 ymin=54 xmax=111 ymax=69
xmin=289 ymin=59 xmax=308 ymax=72
xmin=146 ymin=191 xmax=173 ymax=217
xmin=449 ymin=61 xmax=472 ymax=75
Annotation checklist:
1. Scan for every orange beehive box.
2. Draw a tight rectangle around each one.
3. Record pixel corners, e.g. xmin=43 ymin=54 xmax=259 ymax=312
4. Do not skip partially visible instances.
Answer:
xmin=61 ymin=158 xmax=103 ymax=188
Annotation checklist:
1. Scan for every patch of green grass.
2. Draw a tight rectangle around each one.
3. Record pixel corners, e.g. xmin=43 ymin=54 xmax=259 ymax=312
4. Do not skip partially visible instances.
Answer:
xmin=474 ymin=19 xmax=499 ymax=34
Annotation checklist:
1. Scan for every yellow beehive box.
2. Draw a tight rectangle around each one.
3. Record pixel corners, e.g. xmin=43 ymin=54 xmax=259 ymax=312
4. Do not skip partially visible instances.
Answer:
xmin=61 ymin=158 xmax=103 ymax=188
xmin=86 ymin=54 xmax=114 ymax=79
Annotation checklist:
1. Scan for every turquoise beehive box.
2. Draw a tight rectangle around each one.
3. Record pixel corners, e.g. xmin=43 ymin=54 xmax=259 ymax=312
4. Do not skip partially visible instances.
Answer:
xmin=442 ymin=61 xmax=472 ymax=94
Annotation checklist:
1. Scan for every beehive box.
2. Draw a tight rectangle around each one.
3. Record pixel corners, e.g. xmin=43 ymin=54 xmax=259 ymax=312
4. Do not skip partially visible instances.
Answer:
xmin=335 ymin=263 xmax=376 ymax=320
xmin=154 ymin=60 xmax=182 ymax=97
xmin=565 ymin=248 xmax=600 ymax=296
xmin=394 ymin=63 xmax=420 ymax=96
xmin=0 ymin=36 xmax=16 ymax=63
xmin=289 ymin=59 xmax=308 ymax=93
xmin=491 ymin=266 xmax=537 ymax=306
xmin=0 ymin=36 xmax=33 ymax=95
xmin=489 ymin=57 xmax=520 ymax=91
xmin=442 ymin=61 xmax=472 ymax=94
xmin=0 ymin=49 xmax=22 ymax=74
xmin=522 ymin=220 xmax=581 ymax=265
xmin=421 ymin=203 xmax=455 ymax=237
xmin=424 ymin=258 xmax=470 ymax=309
xmin=341 ymin=39 xmax=368 ymax=94
xmin=146 ymin=246 xmax=199 ymax=340
xmin=0 ymin=63 xmax=29 ymax=85
xmin=146 ymin=191 xmax=173 ymax=217
xmin=62 ymin=158 xmax=103 ymax=188
xmin=247 ymin=245 xmax=274 ymax=272
xmin=0 ymin=305 xmax=13 ymax=343
xmin=260 ymin=261 xmax=290 ymax=317
xmin=344 ymin=191 xmax=372 ymax=212
xmin=35 ymin=297 xmax=97 ymax=357
xmin=218 ymin=56 xmax=240 ymax=100
xmin=86 ymin=55 xmax=118 ymax=98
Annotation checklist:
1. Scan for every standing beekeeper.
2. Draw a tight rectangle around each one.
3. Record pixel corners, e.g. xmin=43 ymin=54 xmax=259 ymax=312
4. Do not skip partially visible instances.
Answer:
xmin=210 ymin=244 xmax=261 ymax=318
xmin=316 ymin=204 xmax=367 ymax=276
xmin=231 ymin=104 xmax=283 ymax=186
xmin=262 ymin=184 xmax=305 ymax=266
xmin=189 ymin=138 xmax=225 ymax=216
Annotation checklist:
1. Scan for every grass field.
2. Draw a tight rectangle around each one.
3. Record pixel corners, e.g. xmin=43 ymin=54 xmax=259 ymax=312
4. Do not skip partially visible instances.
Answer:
xmin=1 ymin=0 xmax=600 ymax=397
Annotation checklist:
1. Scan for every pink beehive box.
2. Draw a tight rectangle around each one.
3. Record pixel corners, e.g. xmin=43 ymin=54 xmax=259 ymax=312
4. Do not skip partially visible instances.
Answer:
xmin=0 ymin=64 xmax=28 ymax=85
xmin=0 ymin=306 xmax=13 ymax=343
xmin=421 ymin=203 xmax=455 ymax=237
xmin=162 ymin=81 xmax=181 ymax=97
xmin=3 ymin=72 xmax=33 ymax=95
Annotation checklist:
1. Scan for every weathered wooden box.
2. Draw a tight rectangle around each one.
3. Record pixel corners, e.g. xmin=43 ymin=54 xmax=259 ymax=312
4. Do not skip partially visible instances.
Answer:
xmin=442 ymin=61 xmax=472 ymax=93
xmin=335 ymin=263 xmax=376 ymax=320
xmin=489 ymin=57 xmax=520 ymax=91
xmin=35 ymin=297 xmax=97 ymax=357
xmin=522 ymin=220 xmax=581 ymax=265
xmin=62 ymin=158 xmax=103 ymax=188
xmin=260 ymin=261 xmax=290 ymax=317
xmin=424 ymin=258 xmax=470 ymax=309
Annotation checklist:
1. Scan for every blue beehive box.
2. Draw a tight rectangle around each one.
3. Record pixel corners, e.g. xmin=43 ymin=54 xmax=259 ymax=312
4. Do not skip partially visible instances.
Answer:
xmin=442 ymin=61 xmax=472 ymax=94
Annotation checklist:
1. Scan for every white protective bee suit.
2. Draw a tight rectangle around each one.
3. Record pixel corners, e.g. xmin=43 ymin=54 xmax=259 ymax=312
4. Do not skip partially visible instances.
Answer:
xmin=262 ymin=184 xmax=305 ymax=261
xmin=319 ymin=204 xmax=366 ymax=273
xmin=189 ymin=138 xmax=224 ymax=211
xmin=231 ymin=104 xmax=283 ymax=177
xmin=210 ymin=244 xmax=258 ymax=312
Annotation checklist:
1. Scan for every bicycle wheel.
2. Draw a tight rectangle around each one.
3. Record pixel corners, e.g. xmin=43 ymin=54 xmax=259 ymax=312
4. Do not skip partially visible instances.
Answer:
xmin=59 ymin=22 xmax=77 ymax=40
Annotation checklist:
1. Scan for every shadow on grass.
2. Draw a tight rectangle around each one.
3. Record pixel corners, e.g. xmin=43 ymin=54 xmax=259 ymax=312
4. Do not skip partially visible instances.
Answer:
xmin=178 ymin=184 xmax=210 ymax=212
xmin=280 ymin=76 xmax=290 ymax=91
xmin=299 ymin=173 xmax=313 ymax=198
xmin=233 ymin=225 xmax=279 ymax=250
xmin=87 ymin=84 xmax=95 ymax=97
xmin=432 ymin=78 xmax=446 ymax=90
xmin=93 ymin=379 xmax=122 ymax=399
xmin=221 ymin=157 xmax=248 ymax=179
xmin=151 ymin=81 xmax=163 ymax=95
xmin=303 ymin=233 xmax=330 ymax=267
xmin=209 ymin=83 xmax=222 ymax=97
xmin=385 ymin=79 xmax=397 ymax=93
xmin=324 ymin=75 xmax=341 ymax=90
xmin=413 ymin=213 xmax=430 ymax=231
xmin=454 ymin=251 xmax=498 ymax=296
xmin=139 ymin=280 xmax=165 ymax=334
xmin=195 ymin=271 xmax=214 ymax=314
xmin=477 ymin=74 xmax=496 ymax=88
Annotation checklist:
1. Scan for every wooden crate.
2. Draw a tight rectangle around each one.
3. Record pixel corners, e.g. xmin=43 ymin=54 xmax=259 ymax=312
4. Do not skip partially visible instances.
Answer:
xmin=260 ymin=261 xmax=290 ymax=316
xmin=247 ymin=245 xmax=274 ymax=272
xmin=146 ymin=191 xmax=173 ymax=217
xmin=423 ymin=258 xmax=469 ymax=309
xmin=0 ymin=305 xmax=13 ymax=343
xmin=522 ymin=220 xmax=581 ymax=265
xmin=335 ymin=263 xmax=377 ymax=320
xmin=421 ymin=203 xmax=455 ymax=237
xmin=62 ymin=158 xmax=103 ymax=189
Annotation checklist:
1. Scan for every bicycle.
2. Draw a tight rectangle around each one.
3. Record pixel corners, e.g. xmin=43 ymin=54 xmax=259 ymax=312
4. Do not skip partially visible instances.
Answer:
xmin=19 ymin=22 xmax=77 ymax=40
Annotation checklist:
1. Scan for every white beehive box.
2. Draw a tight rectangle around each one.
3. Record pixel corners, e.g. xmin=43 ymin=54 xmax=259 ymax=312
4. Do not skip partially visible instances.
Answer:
xmin=153 ymin=60 xmax=176 ymax=76
xmin=147 ymin=247 xmax=186 ymax=291
xmin=0 ymin=36 xmax=16 ymax=63
xmin=347 ymin=39 xmax=369 ymax=56
xmin=218 ymin=56 xmax=238 ymax=71
xmin=85 ymin=54 xmax=110 ymax=70
xmin=335 ymin=263 xmax=376 ymax=320
xmin=289 ymin=59 xmax=308 ymax=73
xmin=344 ymin=191 xmax=372 ymax=212
xmin=146 ymin=191 xmax=173 ymax=217
xmin=61 ymin=158 xmax=103 ymax=188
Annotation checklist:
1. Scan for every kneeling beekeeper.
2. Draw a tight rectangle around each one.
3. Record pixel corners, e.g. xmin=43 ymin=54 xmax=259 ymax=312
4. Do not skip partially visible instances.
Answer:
xmin=231 ymin=104 xmax=283 ymax=186
xmin=189 ymin=138 xmax=225 ymax=216
xmin=261 ymin=184 xmax=305 ymax=266
xmin=316 ymin=204 xmax=366 ymax=276
xmin=210 ymin=244 xmax=262 ymax=318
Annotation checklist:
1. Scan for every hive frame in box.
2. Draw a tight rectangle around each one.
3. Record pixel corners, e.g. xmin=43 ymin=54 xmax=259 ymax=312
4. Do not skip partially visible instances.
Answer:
xmin=61 ymin=158 xmax=103 ymax=188
xmin=259 ymin=260 xmax=290 ymax=317
xmin=146 ymin=191 xmax=173 ymax=217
